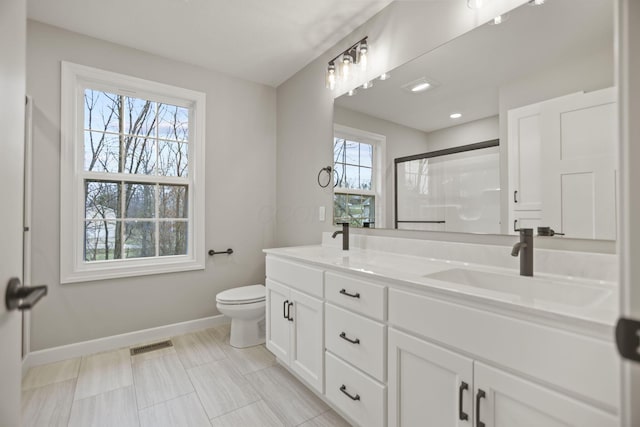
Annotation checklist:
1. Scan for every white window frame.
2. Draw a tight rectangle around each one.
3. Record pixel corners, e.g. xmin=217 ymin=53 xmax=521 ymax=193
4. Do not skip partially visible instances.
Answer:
xmin=60 ymin=62 xmax=206 ymax=283
xmin=333 ymin=124 xmax=386 ymax=228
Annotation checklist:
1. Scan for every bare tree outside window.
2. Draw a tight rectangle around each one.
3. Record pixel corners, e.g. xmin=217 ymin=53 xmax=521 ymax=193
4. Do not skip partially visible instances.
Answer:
xmin=333 ymin=137 xmax=375 ymax=227
xmin=83 ymin=89 xmax=189 ymax=262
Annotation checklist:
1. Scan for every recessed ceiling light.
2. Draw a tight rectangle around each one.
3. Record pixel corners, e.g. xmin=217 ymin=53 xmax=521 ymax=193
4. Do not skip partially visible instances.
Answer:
xmin=450 ymin=113 xmax=462 ymax=119
xmin=379 ymin=73 xmax=391 ymax=81
xmin=402 ymin=77 xmax=438 ymax=94
xmin=411 ymin=82 xmax=431 ymax=92
xmin=489 ymin=14 xmax=508 ymax=25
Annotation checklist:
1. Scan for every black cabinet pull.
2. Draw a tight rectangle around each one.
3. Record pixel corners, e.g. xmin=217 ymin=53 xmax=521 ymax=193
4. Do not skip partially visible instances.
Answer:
xmin=458 ymin=381 xmax=469 ymax=421
xmin=339 ymin=289 xmax=360 ymax=299
xmin=514 ymin=190 xmax=518 ymax=203
xmin=339 ymin=332 xmax=360 ymax=344
xmin=288 ymin=302 xmax=294 ymax=321
xmin=476 ymin=389 xmax=486 ymax=427
xmin=283 ymin=300 xmax=289 ymax=319
xmin=339 ymin=384 xmax=360 ymax=401
xmin=514 ymin=219 xmax=519 ymax=232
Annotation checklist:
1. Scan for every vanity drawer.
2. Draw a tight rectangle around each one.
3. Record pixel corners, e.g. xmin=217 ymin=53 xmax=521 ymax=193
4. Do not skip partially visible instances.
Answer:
xmin=266 ymin=256 xmax=323 ymax=298
xmin=325 ymin=351 xmax=386 ymax=427
xmin=325 ymin=303 xmax=386 ymax=382
xmin=325 ymin=271 xmax=386 ymax=320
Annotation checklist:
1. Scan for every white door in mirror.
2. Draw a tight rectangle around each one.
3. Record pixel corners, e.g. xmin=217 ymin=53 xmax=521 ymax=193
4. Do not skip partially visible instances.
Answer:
xmin=541 ymin=87 xmax=617 ymax=240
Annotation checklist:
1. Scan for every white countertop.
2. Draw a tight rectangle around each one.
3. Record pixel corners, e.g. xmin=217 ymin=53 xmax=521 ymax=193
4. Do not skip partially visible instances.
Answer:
xmin=264 ymin=245 xmax=618 ymax=329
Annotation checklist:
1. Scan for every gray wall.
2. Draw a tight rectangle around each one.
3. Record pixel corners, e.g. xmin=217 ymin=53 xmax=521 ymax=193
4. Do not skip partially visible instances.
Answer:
xmin=27 ymin=21 xmax=277 ymax=351
xmin=275 ymin=0 xmax=528 ymax=247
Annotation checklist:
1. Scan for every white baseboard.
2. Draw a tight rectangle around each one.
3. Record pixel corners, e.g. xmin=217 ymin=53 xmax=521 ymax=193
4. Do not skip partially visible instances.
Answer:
xmin=22 ymin=315 xmax=229 ymax=375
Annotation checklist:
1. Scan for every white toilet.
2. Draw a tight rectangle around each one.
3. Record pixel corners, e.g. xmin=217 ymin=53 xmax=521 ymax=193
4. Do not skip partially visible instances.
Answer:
xmin=216 ymin=284 xmax=266 ymax=348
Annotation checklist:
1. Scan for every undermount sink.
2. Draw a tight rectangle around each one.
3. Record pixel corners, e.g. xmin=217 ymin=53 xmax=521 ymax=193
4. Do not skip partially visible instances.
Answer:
xmin=424 ymin=268 xmax=611 ymax=307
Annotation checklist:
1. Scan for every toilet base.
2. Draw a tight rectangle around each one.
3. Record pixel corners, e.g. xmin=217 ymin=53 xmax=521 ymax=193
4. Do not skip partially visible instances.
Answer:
xmin=229 ymin=317 xmax=266 ymax=348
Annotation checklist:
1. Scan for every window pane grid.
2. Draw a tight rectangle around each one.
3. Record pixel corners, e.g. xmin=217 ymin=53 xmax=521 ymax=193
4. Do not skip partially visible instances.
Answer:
xmin=83 ymin=88 xmax=191 ymax=263
xmin=333 ymin=137 xmax=374 ymax=191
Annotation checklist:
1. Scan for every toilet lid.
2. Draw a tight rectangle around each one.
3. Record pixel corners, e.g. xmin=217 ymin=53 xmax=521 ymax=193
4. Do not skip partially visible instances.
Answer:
xmin=216 ymin=284 xmax=265 ymax=304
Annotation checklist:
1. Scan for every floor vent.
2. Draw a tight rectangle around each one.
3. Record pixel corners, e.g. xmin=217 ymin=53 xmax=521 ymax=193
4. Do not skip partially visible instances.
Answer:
xmin=130 ymin=340 xmax=173 ymax=356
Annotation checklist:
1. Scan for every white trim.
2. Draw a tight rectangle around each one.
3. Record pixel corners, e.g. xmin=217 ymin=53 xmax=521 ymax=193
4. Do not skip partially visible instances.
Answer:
xmin=22 ymin=315 xmax=229 ymax=375
xmin=60 ymin=62 xmax=206 ymax=283
xmin=23 ymin=95 xmax=33 ymax=359
xmin=333 ymin=124 xmax=387 ymax=228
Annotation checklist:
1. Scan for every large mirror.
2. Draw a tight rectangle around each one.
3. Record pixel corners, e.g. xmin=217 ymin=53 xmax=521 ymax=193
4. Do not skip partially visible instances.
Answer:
xmin=332 ymin=0 xmax=615 ymax=240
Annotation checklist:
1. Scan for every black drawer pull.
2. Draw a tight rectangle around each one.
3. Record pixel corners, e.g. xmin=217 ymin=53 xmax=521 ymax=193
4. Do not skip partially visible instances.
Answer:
xmin=476 ymin=389 xmax=486 ymax=427
xmin=287 ymin=301 xmax=294 ymax=321
xmin=458 ymin=381 xmax=469 ymax=421
xmin=339 ymin=289 xmax=360 ymax=299
xmin=283 ymin=300 xmax=289 ymax=319
xmin=339 ymin=332 xmax=360 ymax=344
xmin=339 ymin=384 xmax=360 ymax=401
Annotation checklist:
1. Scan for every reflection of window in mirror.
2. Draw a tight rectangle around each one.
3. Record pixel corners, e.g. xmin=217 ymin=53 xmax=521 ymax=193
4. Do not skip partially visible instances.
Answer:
xmin=333 ymin=125 xmax=385 ymax=228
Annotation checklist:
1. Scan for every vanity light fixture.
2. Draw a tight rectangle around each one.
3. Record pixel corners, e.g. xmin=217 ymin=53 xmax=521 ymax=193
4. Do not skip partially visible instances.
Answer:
xmin=347 ymin=89 xmax=357 ymax=96
xmin=379 ymin=73 xmax=391 ymax=81
xmin=326 ymin=37 xmax=369 ymax=90
xmin=467 ymin=0 xmax=483 ymax=9
xmin=450 ymin=113 xmax=463 ymax=119
xmin=362 ymin=81 xmax=374 ymax=89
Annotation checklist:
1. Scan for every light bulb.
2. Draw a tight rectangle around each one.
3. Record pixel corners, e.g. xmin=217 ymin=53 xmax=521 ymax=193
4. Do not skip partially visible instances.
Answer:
xmin=359 ymin=41 xmax=368 ymax=71
xmin=326 ymin=63 xmax=336 ymax=90
xmin=467 ymin=0 xmax=483 ymax=9
xmin=342 ymin=56 xmax=351 ymax=81
xmin=493 ymin=15 xmax=503 ymax=24
xmin=347 ymin=89 xmax=357 ymax=96
xmin=360 ymin=50 xmax=368 ymax=71
xmin=362 ymin=81 xmax=373 ymax=89
xmin=379 ymin=73 xmax=390 ymax=81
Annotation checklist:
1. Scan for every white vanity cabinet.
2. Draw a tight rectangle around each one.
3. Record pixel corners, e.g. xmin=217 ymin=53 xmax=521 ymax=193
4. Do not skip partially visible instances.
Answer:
xmin=388 ymin=328 xmax=474 ymax=427
xmin=264 ymin=251 xmax=619 ymax=427
xmin=265 ymin=257 xmax=324 ymax=393
xmin=474 ymin=362 xmax=617 ymax=427
xmin=388 ymin=328 xmax=617 ymax=427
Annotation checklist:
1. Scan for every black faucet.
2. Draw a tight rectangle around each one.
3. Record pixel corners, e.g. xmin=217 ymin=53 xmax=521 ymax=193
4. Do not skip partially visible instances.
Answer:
xmin=332 ymin=222 xmax=349 ymax=251
xmin=511 ymin=228 xmax=533 ymax=277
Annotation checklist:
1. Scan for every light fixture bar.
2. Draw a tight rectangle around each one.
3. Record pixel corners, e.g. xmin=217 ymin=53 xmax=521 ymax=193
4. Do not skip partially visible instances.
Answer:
xmin=328 ymin=36 xmax=369 ymax=65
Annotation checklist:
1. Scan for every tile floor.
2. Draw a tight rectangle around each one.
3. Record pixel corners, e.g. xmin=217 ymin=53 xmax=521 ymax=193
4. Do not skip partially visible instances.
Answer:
xmin=21 ymin=324 xmax=351 ymax=427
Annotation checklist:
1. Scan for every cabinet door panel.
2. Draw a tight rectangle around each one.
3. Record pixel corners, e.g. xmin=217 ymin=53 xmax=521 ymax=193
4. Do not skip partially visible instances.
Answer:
xmin=388 ymin=328 xmax=473 ymax=427
xmin=290 ymin=289 xmax=324 ymax=393
xmin=265 ymin=279 xmax=290 ymax=363
xmin=474 ymin=362 xmax=617 ymax=427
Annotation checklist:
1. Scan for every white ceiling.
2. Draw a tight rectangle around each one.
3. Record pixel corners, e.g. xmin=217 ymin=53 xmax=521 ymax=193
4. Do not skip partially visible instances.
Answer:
xmin=27 ymin=0 xmax=394 ymax=87
xmin=335 ymin=0 xmax=614 ymax=133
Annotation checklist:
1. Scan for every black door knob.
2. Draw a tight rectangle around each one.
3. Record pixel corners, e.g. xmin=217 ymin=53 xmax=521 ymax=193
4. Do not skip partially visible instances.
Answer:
xmin=5 ymin=277 xmax=48 ymax=311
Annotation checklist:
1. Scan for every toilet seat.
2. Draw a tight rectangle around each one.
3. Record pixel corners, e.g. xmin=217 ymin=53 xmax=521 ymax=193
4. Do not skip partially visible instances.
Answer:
xmin=216 ymin=284 xmax=265 ymax=305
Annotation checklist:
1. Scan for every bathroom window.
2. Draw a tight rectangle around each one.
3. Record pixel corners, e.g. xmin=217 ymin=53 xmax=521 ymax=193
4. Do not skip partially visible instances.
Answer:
xmin=60 ymin=62 xmax=206 ymax=283
xmin=333 ymin=125 xmax=385 ymax=228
